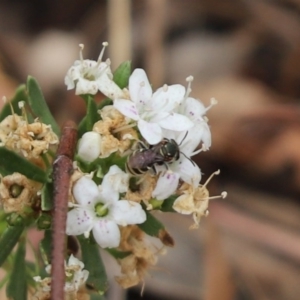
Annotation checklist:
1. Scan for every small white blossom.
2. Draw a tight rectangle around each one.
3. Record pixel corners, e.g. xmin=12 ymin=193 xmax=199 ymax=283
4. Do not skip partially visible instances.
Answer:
xmin=114 ymin=68 xmax=194 ymax=144
xmin=66 ymin=166 xmax=146 ymax=248
xmin=33 ymin=255 xmax=89 ymax=295
xmin=176 ymin=76 xmax=215 ymax=151
xmin=65 ymin=42 xmax=124 ymax=99
xmin=64 ymin=255 xmax=89 ymax=293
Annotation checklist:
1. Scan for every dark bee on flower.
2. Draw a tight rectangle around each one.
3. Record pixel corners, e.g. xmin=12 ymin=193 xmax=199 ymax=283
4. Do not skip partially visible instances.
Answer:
xmin=126 ymin=138 xmax=180 ymax=175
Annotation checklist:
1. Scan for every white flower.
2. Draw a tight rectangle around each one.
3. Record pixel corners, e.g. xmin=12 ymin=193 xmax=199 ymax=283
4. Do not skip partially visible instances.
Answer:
xmin=66 ymin=166 xmax=146 ymax=248
xmin=114 ymin=68 xmax=194 ymax=144
xmin=33 ymin=255 xmax=89 ymax=294
xmin=64 ymin=255 xmax=89 ymax=293
xmin=65 ymin=42 xmax=124 ymax=99
xmin=152 ymin=131 xmax=201 ymax=200
xmin=77 ymin=131 xmax=101 ymax=162
xmin=176 ymin=76 xmax=216 ymax=150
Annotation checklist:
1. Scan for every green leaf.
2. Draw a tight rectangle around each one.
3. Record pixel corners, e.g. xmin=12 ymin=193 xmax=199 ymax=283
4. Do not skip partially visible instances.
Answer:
xmin=113 ymin=61 xmax=131 ymax=89
xmin=105 ymin=248 xmax=131 ymax=259
xmin=0 ymin=225 xmax=24 ymax=267
xmin=76 ymin=152 xmax=127 ymax=177
xmin=90 ymin=294 xmax=106 ymax=300
xmin=41 ymin=182 xmax=54 ymax=211
xmin=0 ymin=272 xmax=9 ymax=289
xmin=160 ymin=195 xmax=177 ymax=212
xmin=78 ymin=236 xmax=108 ymax=293
xmin=0 ymin=147 xmax=48 ymax=183
xmin=138 ymin=206 xmax=174 ymax=247
xmin=77 ymin=115 xmax=88 ymax=138
xmin=78 ymin=95 xmax=99 ymax=138
xmin=27 ymin=76 xmax=60 ymax=136
xmin=6 ymin=240 xmax=27 ymax=300
xmin=97 ymin=98 xmax=113 ymax=110
xmin=39 ymin=230 xmax=52 ymax=265
xmin=138 ymin=208 xmax=165 ymax=237
xmin=36 ymin=213 xmax=52 ymax=230
xmin=0 ymin=85 xmax=27 ymax=121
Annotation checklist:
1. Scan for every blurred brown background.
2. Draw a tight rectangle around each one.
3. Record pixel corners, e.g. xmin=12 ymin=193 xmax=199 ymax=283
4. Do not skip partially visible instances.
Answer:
xmin=1 ymin=0 xmax=300 ymax=299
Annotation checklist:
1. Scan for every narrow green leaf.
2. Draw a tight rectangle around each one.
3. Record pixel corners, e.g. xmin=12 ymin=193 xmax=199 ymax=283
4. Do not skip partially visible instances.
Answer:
xmin=78 ymin=115 xmax=88 ymax=138
xmin=6 ymin=240 xmax=27 ymax=300
xmin=0 ymin=225 xmax=24 ymax=267
xmin=138 ymin=206 xmax=174 ymax=247
xmin=27 ymin=76 xmax=60 ymax=135
xmin=97 ymin=98 xmax=113 ymax=110
xmin=41 ymin=182 xmax=54 ymax=211
xmin=0 ymin=147 xmax=48 ymax=183
xmin=39 ymin=230 xmax=52 ymax=265
xmin=78 ymin=95 xmax=99 ymax=137
xmin=113 ymin=61 xmax=131 ymax=89
xmin=105 ymin=248 xmax=131 ymax=259
xmin=86 ymin=95 xmax=99 ymax=130
xmin=0 ymin=272 xmax=9 ymax=289
xmin=78 ymin=236 xmax=108 ymax=293
xmin=90 ymin=294 xmax=106 ymax=300
xmin=138 ymin=209 xmax=165 ymax=237
xmin=160 ymin=195 xmax=177 ymax=212
xmin=0 ymin=85 xmax=27 ymax=121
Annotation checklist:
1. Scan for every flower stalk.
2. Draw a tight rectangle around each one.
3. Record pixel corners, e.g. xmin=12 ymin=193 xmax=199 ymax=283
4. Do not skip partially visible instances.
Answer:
xmin=51 ymin=120 xmax=78 ymax=300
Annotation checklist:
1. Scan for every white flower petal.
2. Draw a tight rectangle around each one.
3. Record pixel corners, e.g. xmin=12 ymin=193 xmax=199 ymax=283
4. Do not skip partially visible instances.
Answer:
xmin=178 ymin=127 xmax=202 ymax=156
xmin=73 ymin=176 xmax=100 ymax=206
xmin=129 ymin=69 xmax=152 ymax=104
xmin=102 ymin=165 xmax=129 ymax=194
xmin=64 ymin=72 xmax=76 ymax=90
xmin=138 ymin=119 xmax=162 ymax=144
xmin=75 ymin=78 xmax=99 ymax=95
xmin=172 ymin=157 xmax=201 ymax=187
xmin=200 ymin=122 xmax=211 ymax=150
xmin=181 ymin=97 xmax=207 ymax=121
xmin=152 ymin=172 xmax=180 ymax=200
xmin=111 ymin=200 xmax=146 ymax=226
xmin=152 ymin=84 xmax=185 ymax=111
xmin=97 ymin=73 xmax=125 ymax=100
xmin=92 ymin=219 xmax=120 ymax=248
xmin=114 ymin=99 xmax=140 ymax=121
xmin=66 ymin=208 xmax=94 ymax=236
xmin=158 ymin=113 xmax=194 ymax=131
xmin=77 ymin=132 xmax=101 ymax=162
xmin=68 ymin=254 xmax=84 ymax=268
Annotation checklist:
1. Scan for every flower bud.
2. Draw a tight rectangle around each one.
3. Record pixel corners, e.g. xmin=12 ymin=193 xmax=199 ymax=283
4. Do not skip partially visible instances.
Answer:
xmin=77 ymin=131 xmax=101 ymax=162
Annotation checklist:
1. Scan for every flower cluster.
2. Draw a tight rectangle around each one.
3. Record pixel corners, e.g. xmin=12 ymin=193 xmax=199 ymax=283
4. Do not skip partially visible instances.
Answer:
xmin=63 ymin=42 xmax=226 ymax=288
xmin=0 ymin=40 xmax=226 ymax=298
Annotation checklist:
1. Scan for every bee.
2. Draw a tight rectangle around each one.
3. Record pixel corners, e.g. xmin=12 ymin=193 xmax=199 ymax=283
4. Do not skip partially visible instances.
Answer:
xmin=126 ymin=138 xmax=180 ymax=175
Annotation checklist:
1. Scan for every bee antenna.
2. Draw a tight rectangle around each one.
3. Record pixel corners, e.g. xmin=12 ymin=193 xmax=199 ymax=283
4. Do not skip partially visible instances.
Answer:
xmin=180 ymin=151 xmax=196 ymax=166
xmin=179 ymin=131 xmax=188 ymax=146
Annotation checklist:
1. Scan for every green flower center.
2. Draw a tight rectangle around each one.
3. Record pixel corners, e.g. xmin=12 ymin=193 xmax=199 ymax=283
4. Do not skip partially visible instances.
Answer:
xmin=95 ymin=202 xmax=109 ymax=217
xmin=65 ymin=270 xmax=75 ymax=282
xmin=9 ymin=184 xmax=24 ymax=198
xmin=84 ymin=73 xmax=95 ymax=81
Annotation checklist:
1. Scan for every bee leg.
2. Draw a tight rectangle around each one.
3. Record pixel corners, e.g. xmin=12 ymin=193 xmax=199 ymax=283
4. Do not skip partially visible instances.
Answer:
xmin=149 ymin=165 xmax=157 ymax=175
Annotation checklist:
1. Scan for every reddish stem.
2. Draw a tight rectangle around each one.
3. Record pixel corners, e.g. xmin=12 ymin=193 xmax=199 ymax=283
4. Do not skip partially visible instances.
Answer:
xmin=51 ymin=121 xmax=77 ymax=300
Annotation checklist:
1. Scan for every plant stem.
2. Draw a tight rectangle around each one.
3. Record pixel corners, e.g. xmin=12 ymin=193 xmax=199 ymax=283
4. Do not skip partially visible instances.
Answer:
xmin=51 ymin=120 xmax=77 ymax=300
